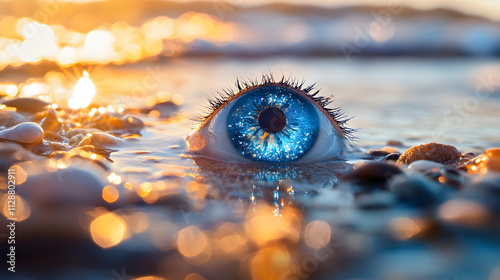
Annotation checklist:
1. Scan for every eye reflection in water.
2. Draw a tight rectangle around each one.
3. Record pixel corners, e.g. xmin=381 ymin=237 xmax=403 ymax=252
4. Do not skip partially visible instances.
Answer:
xmin=187 ymin=75 xmax=354 ymax=163
xmin=191 ymin=155 xmax=349 ymax=215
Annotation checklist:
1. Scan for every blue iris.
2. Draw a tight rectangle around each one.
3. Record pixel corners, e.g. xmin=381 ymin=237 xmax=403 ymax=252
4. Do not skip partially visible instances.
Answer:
xmin=227 ymin=86 xmax=319 ymax=162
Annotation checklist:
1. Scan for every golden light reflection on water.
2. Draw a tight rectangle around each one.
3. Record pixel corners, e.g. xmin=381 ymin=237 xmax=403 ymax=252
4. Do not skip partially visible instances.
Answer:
xmin=177 ymin=226 xmax=209 ymax=258
xmin=390 ymin=217 xmax=422 ymax=240
xmin=215 ymin=223 xmax=248 ymax=255
xmin=126 ymin=212 xmax=149 ymax=233
xmin=304 ymin=220 xmax=331 ymax=249
xmin=184 ymin=273 xmax=206 ymax=280
xmin=90 ymin=212 xmax=126 ymax=248
xmin=0 ymin=194 xmax=31 ymax=222
xmin=251 ymin=243 xmax=290 ymax=280
xmin=439 ymin=199 xmax=489 ymax=226
xmin=102 ymin=185 xmax=119 ymax=203
xmin=133 ymin=276 xmax=166 ymax=280
xmin=0 ymin=12 xmax=235 ymax=70
xmin=10 ymin=165 xmax=27 ymax=185
xmin=245 ymin=204 xmax=302 ymax=246
xmin=151 ymin=221 xmax=177 ymax=251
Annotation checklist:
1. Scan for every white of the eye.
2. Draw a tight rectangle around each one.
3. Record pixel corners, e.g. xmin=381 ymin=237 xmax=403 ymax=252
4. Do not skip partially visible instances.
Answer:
xmin=187 ymin=100 xmax=345 ymax=163
xmin=294 ymin=106 xmax=345 ymax=163
xmin=187 ymin=101 xmax=252 ymax=162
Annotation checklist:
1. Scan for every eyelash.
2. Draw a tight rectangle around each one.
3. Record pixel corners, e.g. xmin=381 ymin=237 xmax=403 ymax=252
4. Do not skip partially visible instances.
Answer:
xmin=201 ymin=74 xmax=356 ymax=140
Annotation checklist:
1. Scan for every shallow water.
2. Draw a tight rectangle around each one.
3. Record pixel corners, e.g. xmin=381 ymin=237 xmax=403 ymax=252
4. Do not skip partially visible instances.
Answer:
xmin=111 ymin=57 xmax=500 ymax=171
xmin=2 ymin=57 xmax=500 ymax=280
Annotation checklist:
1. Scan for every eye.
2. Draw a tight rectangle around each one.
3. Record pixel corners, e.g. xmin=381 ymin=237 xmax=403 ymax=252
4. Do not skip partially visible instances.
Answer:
xmin=187 ymin=76 xmax=353 ymax=163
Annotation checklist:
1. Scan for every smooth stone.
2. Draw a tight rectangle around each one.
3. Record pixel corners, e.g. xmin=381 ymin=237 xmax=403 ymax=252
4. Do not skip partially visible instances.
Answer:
xmin=78 ymin=132 xmax=122 ymax=147
xmin=69 ymin=134 xmax=85 ymax=146
xmin=342 ymin=161 xmax=403 ymax=187
xmin=367 ymin=149 xmax=390 ymax=157
xmin=45 ymin=107 xmax=58 ymax=119
xmin=40 ymin=116 xmax=61 ymax=134
xmin=461 ymin=152 xmax=478 ymax=161
xmin=66 ymin=128 xmax=99 ymax=139
xmin=0 ymin=122 xmax=44 ymax=144
xmin=0 ymin=142 xmax=37 ymax=172
xmin=397 ymin=143 xmax=462 ymax=165
xmin=121 ymin=114 xmax=144 ymax=132
xmin=386 ymin=140 xmax=405 ymax=147
xmin=486 ymin=148 xmax=500 ymax=158
xmin=486 ymin=157 xmax=500 ymax=172
xmin=2 ymin=97 xmax=50 ymax=113
xmin=465 ymin=151 xmax=500 ymax=174
xmin=384 ymin=153 xmax=401 ymax=161
xmin=389 ymin=175 xmax=442 ymax=207
xmin=408 ymin=160 xmax=444 ymax=172
xmin=18 ymin=159 xmax=107 ymax=205
xmin=90 ymin=113 xmax=123 ymax=130
xmin=0 ymin=110 xmax=26 ymax=127
xmin=150 ymin=101 xmax=179 ymax=117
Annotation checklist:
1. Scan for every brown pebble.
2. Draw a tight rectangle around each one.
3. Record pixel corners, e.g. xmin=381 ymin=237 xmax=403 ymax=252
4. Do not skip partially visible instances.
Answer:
xmin=486 ymin=148 xmax=500 ymax=158
xmin=122 ymin=115 xmax=144 ymax=128
xmin=342 ymin=161 xmax=402 ymax=187
xmin=367 ymin=149 xmax=390 ymax=157
xmin=2 ymin=97 xmax=50 ymax=113
xmin=386 ymin=140 xmax=405 ymax=147
xmin=384 ymin=153 xmax=401 ymax=161
xmin=465 ymin=149 xmax=500 ymax=174
xmin=397 ymin=143 xmax=461 ymax=165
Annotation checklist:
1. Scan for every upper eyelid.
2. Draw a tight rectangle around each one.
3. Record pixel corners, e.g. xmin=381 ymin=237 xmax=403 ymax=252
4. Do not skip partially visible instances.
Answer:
xmin=199 ymin=75 xmax=355 ymax=139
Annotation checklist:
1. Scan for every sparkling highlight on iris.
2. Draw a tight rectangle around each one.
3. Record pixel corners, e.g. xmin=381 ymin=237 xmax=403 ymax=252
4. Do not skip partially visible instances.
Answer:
xmin=227 ymin=86 xmax=319 ymax=162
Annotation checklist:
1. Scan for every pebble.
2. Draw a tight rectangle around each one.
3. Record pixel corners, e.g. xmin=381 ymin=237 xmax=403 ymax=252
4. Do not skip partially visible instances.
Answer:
xmin=389 ymin=175 xmax=442 ymax=207
xmin=18 ymin=160 xmax=107 ymax=205
xmin=40 ymin=116 xmax=61 ymax=132
xmin=0 ymin=122 xmax=44 ymax=144
xmin=397 ymin=143 xmax=462 ymax=165
xmin=146 ymin=100 xmax=179 ymax=118
xmin=465 ymin=148 xmax=500 ymax=174
xmin=486 ymin=148 xmax=500 ymax=158
xmin=384 ymin=153 xmax=401 ymax=161
xmin=78 ymin=132 xmax=123 ymax=147
xmin=386 ymin=140 xmax=405 ymax=147
xmin=121 ymin=114 xmax=144 ymax=131
xmin=342 ymin=161 xmax=403 ymax=188
xmin=69 ymin=134 xmax=86 ymax=146
xmin=89 ymin=112 xmax=123 ymax=131
xmin=66 ymin=128 xmax=99 ymax=139
xmin=0 ymin=110 xmax=26 ymax=127
xmin=408 ymin=160 xmax=444 ymax=172
xmin=367 ymin=149 xmax=390 ymax=157
xmin=2 ymin=97 xmax=50 ymax=113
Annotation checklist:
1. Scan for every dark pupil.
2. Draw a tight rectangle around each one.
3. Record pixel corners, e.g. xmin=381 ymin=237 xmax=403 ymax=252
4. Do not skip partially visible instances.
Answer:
xmin=258 ymin=107 xmax=287 ymax=133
